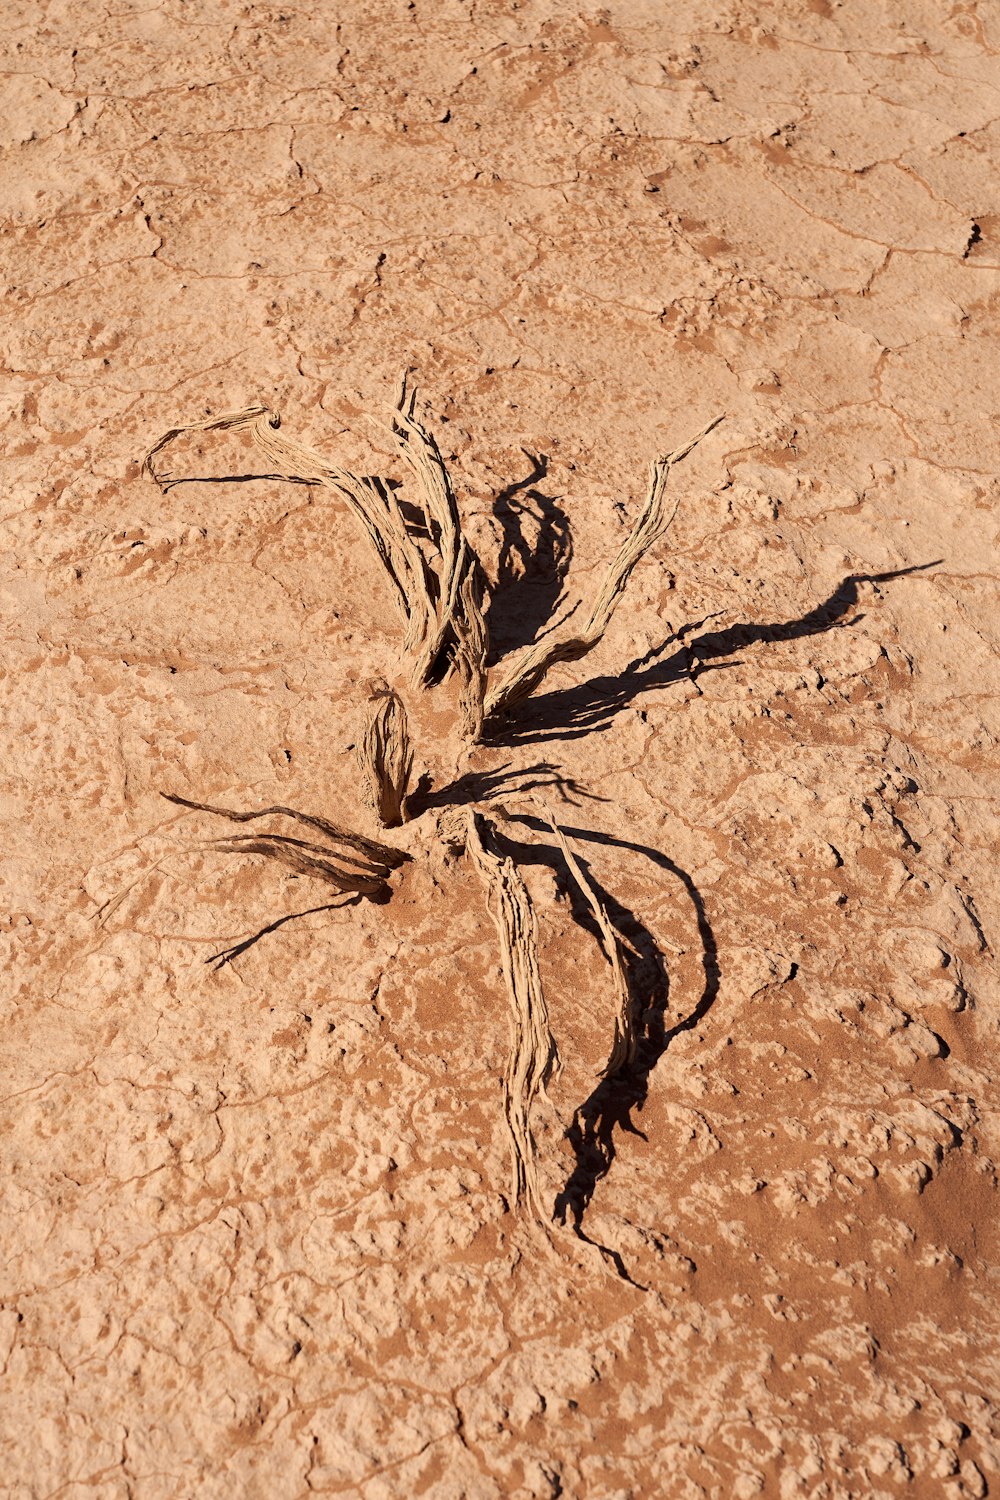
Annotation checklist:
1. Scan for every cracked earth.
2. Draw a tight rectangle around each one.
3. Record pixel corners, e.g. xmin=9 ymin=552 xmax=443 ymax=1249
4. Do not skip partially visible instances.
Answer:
xmin=2 ymin=2 xmax=1000 ymax=1497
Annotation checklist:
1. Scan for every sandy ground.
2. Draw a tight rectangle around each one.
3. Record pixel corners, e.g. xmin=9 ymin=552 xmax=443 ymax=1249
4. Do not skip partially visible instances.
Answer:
xmin=3 ymin=2 xmax=1000 ymax=1496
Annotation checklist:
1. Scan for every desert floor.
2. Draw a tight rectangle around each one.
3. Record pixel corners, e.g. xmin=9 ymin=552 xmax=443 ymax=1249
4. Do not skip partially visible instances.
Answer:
xmin=3 ymin=2 xmax=999 ymax=1496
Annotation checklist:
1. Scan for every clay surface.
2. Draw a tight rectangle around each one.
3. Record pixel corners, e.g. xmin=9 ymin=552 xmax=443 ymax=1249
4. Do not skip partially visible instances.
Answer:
xmin=2 ymin=2 xmax=999 ymax=1496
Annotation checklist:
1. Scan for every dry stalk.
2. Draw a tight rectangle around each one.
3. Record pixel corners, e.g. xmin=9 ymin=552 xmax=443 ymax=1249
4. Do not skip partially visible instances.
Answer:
xmin=483 ymin=414 xmax=723 ymax=720
xmin=357 ymin=687 xmax=413 ymax=828
xmin=453 ymin=565 xmax=489 ymax=742
xmin=546 ymin=817 xmax=639 ymax=1077
xmin=465 ymin=810 xmax=561 ymax=1222
xmin=387 ymin=378 xmax=465 ymax=684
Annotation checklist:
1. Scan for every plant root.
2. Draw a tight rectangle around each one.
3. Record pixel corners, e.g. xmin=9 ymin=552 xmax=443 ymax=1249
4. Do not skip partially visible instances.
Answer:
xmin=357 ymin=687 xmax=414 ymax=828
xmin=465 ymin=810 xmax=561 ymax=1223
xmin=483 ymin=415 xmax=723 ymax=719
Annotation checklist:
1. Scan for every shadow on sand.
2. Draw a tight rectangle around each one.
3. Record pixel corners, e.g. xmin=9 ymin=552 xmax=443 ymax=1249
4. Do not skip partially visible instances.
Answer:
xmin=485 ymin=449 xmax=575 ymax=664
xmin=486 ymin=562 xmax=941 ymax=746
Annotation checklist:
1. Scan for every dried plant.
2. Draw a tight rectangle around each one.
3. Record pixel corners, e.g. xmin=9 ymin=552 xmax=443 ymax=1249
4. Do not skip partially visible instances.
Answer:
xmin=132 ymin=382 xmax=721 ymax=1226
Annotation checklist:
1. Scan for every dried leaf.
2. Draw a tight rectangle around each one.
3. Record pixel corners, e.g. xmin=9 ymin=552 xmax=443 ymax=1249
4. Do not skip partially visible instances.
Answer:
xmin=484 ymin=415 xmax=723 ymax=719
xmin=143 ymin=404 xmax=435 ymax=663
xmin=453 ymin=564 xmax=489 ymax=743
xmin=161 ymin=792 xmax=407 ymax=867
xmin=206 ymin=833 xmax=388 ymax=895
xmin=466 ymin=811 xmax=561 ymax=1222
xmin=142 ymin=383 xmax=491 ymax=720
xmin=357 ymin=687 xmax=414 ymax=828
xmin=387 ymin=376 xmax=491 ymax=701
xmin=546 ymin=817 xmax=638 ymax=1077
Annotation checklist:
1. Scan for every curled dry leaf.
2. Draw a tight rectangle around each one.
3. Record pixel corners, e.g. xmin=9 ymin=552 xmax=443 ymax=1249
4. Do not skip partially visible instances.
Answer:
xmin=546 ymin=816 xmax=640 ymax=1077
xmin=142 ymin=378 xmax=491 ymax=734
xmin=357 ymin=687 xmax=414 ymax=828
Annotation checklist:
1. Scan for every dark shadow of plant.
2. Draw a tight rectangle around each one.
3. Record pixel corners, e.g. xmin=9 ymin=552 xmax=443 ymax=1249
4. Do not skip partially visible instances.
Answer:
xmin=487 ymin=563 xmax=941 ymax=746
xmin=486 ymin=450 xmax=574 ymax=665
